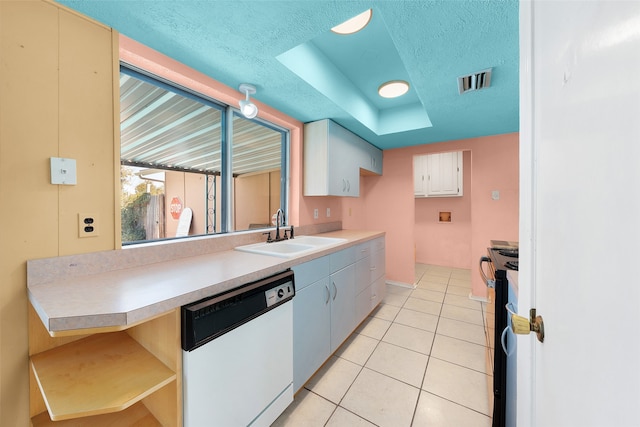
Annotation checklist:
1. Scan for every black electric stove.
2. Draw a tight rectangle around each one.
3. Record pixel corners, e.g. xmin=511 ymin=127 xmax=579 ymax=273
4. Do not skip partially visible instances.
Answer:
xmin=489 ymin=247 xmax=519 ymax=272
xmin=484 ymin=245 xmax=518 ymax=427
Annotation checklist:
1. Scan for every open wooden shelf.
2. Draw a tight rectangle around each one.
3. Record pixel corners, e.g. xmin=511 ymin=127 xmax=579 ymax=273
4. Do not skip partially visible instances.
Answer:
xmin=31 ymin=401 xmax=161 ymax=427
xmin=30 ymin=331 xmax=176 ymax=422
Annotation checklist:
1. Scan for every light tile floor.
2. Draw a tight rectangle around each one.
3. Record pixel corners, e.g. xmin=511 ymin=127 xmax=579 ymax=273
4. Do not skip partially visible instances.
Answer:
xmin=273 ymin=263 xmax=492 ymax=427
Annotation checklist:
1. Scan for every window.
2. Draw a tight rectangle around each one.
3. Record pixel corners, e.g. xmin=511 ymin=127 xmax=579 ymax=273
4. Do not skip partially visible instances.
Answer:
xmin=119 ymin=65 xmax=289 ymax=244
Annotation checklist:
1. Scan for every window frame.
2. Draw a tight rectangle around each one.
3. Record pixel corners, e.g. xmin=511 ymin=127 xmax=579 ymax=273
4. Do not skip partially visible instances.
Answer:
xmin=119 ymin=63 xmax=290 ymax=244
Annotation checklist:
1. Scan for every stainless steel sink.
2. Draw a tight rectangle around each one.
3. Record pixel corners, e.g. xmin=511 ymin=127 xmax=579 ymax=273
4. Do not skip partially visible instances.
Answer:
xmin=235 ymin=235 xmax=346 ymax=258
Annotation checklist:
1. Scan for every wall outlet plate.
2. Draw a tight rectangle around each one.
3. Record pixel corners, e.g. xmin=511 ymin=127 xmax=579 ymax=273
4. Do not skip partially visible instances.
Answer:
xmin=326 ymin=208 xmax=331 ymax=217
xmin=313 ymin=208 xmax=319 ymax=219
xmin=78 ymin=213 xmax=99 ymax=238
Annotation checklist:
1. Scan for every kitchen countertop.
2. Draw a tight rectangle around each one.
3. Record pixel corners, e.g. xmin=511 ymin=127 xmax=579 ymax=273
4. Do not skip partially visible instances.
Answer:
xmin=27 ymin=229 xmax=384 ymax=335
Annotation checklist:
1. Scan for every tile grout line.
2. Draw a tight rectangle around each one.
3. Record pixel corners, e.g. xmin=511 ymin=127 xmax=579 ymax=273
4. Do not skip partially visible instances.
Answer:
xmin=410 ymin=271 xmax=449 ymax=427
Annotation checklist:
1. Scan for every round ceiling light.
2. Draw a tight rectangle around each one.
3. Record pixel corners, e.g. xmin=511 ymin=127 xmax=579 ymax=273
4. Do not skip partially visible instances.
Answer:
xmin=331 ymin=9 xmax=373 ymax=35
xmin=378 ymin=80 xmax=410 ymax=98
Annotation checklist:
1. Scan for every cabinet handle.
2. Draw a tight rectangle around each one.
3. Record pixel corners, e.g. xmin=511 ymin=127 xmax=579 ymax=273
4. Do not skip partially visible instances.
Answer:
xmin=371 ymin=293 xmax=377 ymax=301
xmin=342 ymin=179 xmax=346 ymax=192
xmin=332 ymin=282 xmax=337 ymax=300
xmin=370 ymin=266 xmax=376 ymax=271
xmin=347 ymin=180 xmax=350 ymax=192
xmin=324 ymin=284 xmax=330 ymax=304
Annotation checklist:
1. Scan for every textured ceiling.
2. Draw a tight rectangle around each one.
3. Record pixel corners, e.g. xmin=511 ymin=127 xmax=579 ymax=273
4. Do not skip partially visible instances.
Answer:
xmin=58 ymin=0 xmax=519 ymax=150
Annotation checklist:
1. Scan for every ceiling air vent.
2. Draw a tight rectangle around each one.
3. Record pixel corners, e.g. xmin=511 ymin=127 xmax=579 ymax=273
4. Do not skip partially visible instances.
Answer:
xmin=457 ymin=68 xmax=492 ymax=94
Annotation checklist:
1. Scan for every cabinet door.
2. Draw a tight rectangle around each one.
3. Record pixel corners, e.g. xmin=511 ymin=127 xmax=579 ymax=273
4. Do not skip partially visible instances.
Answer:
xmin=293 ymin=277 xmax=331 ymax=391
xmin=327 ymin=122 xmax=360 ymax=196
xmin=357 ymin=138 xmax=383 ymax=175
xmin=304 ymin=119 xmax=381 ymax=197
xmin=329 ymin=264 xmax=356 ymax=352
xmin=414 ymin=155 xmax=426 ymax=196
xmin=367 ymin=144 xmax=383 ymax=175
xmin=427 ymin=151 xmax=462 ymax=196
xmin=355 ymin=257 xmax=371 ymax=295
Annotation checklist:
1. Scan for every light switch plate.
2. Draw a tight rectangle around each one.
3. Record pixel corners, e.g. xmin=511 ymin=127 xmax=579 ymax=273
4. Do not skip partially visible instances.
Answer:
xmin=51 ymin=157 xmax=77 ymax=185
xmin=491 ymin=190 xmax=500 ymax=200
xmin=326 ymin=208 xmax=331 ymax=217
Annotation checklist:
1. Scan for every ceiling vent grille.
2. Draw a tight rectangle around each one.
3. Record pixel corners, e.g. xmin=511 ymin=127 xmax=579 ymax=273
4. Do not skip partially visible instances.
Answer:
xmin=457 ymin=68 xmax=492 ymax=94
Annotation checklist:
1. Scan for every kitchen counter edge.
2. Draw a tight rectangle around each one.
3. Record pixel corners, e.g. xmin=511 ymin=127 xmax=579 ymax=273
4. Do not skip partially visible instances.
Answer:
xmin=28 ymin=230 xmax=384 ymax=335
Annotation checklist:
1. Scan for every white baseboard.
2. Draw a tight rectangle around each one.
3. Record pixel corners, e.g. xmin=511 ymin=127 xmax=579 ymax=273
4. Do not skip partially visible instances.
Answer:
xmin=386 ymin=280 xmax=417 ymax=289
xmin=468 ymin=292 xmax=489 ymax=303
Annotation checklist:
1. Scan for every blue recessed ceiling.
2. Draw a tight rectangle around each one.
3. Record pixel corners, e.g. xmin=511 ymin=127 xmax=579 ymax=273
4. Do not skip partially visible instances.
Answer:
xmin=277 ymin=8 xmax=432 ymax=136
xmin=56 ymin=0 xmax=519 ymax=150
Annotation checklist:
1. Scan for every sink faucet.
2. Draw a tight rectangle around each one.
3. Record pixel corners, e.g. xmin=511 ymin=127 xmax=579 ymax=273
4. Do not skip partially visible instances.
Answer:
xmin=275 ymin=209 xmax=284 ymax=241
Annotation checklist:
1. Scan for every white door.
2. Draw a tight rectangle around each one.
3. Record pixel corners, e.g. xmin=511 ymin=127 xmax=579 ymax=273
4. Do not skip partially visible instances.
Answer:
xmin=518 ymin=2 xmax=640 ymax=427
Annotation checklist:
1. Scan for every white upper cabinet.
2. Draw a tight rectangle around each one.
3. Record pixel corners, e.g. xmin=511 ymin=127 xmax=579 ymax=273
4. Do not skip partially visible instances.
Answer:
xmin=355 ymin=136 xmax=383 ymax=175
xmin=414 ymin=151 xmax=463 ymax=197
xmin=304 ymin=119 xmax=382 ymax=197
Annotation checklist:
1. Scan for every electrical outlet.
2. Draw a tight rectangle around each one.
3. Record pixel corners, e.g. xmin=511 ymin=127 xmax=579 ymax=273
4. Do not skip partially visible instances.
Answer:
xmin=78 ymin=213 xmax=99 ymax=238
xmin=326 ymin=208 xmax=331 ymax=218
xmin=313 ymin=208 xmax=319 ymax=219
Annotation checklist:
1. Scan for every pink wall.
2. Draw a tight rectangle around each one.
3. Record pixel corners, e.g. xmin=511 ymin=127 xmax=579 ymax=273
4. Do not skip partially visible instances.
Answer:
xmin=414 ymin=150 xmax=472 ymax=268
xmin=344 ymin=133 xmax=519 ymax=298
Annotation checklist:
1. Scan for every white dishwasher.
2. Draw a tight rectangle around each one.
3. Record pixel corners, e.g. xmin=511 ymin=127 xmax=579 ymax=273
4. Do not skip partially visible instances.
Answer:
xmin=181 ymin=270 xmax=295 ymax=427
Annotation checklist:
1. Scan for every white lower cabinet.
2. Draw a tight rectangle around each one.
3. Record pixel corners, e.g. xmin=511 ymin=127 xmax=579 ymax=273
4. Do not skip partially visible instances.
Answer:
xmin=329 ymin=264 xmax=356 ymax=351
xmin=292 ymin=237 xmax=386 ymax=392
xmin=292 ymin=275 xmax=331 ymax=392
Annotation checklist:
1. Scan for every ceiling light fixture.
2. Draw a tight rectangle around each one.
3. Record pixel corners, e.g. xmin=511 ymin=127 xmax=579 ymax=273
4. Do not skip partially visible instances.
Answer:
xmin=238 ymin=83 xmax=258 ymax=119
xmin=378 ymin=80 xmax=410 ymax=98
xmin=331 ymin=9 xmax=373 ymax=35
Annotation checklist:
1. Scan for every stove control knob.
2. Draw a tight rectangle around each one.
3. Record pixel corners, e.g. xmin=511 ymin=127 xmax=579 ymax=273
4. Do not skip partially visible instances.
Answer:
xmin=277 ymin=288 xmax=285 ymax=298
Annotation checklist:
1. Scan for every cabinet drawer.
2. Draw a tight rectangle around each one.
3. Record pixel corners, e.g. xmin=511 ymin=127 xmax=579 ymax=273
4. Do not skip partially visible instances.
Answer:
xmin=356 ymin=276 xmax=386 ymax=322
xmin=371 ymin=248 xmax=386 ymax=282
xmin=354 ymin=242 xmax=370 ymax=261
xmin=292 ymin=255 xmax=330 ymax=291
xmin=330 ymin=247 xmax=356 ymax=273
xmin=370 ymin=237 xmax=385 ymax=252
